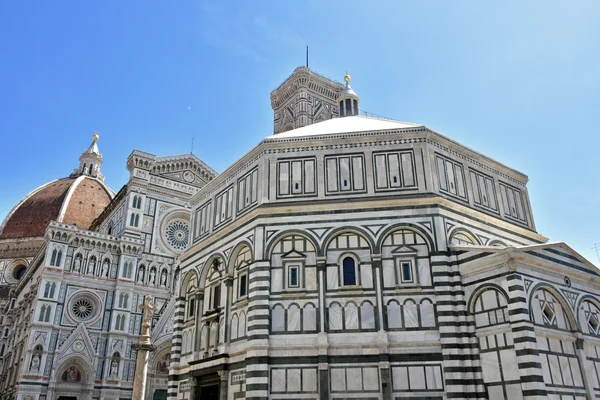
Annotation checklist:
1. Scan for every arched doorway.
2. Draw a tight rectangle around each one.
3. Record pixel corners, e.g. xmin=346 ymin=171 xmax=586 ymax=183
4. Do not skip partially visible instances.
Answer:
xmin=51 ymin=358 xmax=94 ymax=400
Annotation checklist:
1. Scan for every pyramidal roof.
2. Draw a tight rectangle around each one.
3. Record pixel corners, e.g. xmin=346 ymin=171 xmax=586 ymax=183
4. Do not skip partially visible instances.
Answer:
xmin=266 ymin=115 xmax=422 ymax=140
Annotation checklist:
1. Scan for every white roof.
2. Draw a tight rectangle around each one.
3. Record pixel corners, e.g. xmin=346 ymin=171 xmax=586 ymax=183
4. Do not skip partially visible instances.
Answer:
xmin=266 ymin=115 xmax=423 ymax=139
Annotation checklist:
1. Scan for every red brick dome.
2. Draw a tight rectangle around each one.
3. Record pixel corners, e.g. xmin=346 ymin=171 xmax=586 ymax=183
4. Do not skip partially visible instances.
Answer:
xmin=0 ymin=176 xmax=113 ymax=239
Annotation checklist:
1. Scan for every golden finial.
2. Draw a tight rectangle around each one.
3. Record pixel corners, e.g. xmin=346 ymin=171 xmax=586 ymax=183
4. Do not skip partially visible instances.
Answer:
xmin=344 ymin=72 xmax=351 ymax=83
xmin=92 ymin=133 xmax=99 ymax=142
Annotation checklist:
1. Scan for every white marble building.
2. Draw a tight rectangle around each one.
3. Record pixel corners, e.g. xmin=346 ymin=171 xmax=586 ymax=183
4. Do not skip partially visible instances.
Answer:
xmin=1 ymin=66 xmax=600 ymax=400
xmin=169 ymin=70 xmax=600 ymax=400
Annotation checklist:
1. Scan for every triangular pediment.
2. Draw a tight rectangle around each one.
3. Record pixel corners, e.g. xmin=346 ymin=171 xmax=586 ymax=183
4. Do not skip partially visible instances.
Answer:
xmin=282 ymin=249 xmax=307 ymax=259
xmin=391 ymin=245 xmax=418 ymax=255
xmin=57 ymin=323 xmax=96 ymax=364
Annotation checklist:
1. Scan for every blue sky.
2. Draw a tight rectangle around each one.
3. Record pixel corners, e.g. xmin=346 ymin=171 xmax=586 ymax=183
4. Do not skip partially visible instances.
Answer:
xmin=0 ymin=1 xmax=599 ymax=263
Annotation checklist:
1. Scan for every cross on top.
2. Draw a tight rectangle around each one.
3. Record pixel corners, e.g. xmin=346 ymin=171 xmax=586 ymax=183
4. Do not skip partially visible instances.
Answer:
xmin=139 ymin=296 xmax=158 ymax=325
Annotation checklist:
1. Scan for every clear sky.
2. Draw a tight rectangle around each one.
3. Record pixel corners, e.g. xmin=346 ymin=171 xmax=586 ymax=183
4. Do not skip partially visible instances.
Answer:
xmin=0 ymin=1 xmax=599 ymax=263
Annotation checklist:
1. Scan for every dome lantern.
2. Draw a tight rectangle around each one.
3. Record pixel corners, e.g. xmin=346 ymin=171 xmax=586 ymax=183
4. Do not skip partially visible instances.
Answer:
xmin=76 ymin=133 xmax=104 ymax=181
xmin=337 ymin=72 xmax=360 ymax=117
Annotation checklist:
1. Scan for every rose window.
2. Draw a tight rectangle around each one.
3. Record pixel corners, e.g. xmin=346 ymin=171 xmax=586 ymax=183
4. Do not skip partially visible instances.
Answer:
xmin=72 ymin=298 xmax=94 ymax=319
xmin=165 ymin=220 xmax=190 ymax=251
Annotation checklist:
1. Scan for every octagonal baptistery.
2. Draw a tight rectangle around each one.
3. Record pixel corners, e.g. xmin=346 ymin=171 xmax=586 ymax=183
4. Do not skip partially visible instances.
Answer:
xmin=173 ymin=115 xmax=548 ymax=399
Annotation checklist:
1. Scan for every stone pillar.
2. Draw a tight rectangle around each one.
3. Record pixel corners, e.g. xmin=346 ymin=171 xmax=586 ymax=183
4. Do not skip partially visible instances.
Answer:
xmin=168 ymin=296 xmax=185 ymax=400
xmin=202 ymin=320 xmax=211 ymax=357
xmin=316 ymin=257 xmax=327 ymax=333
xmin=223 ymin=275 xmax=234 ymax=347
xmin=132 ymin=343 xmax=155 ymax=400
xmin=575 ymin=338 xmax=595 ymax=400
xmin=371 ymin=256 xmax=385 ymax=331
xmin=132 ymin=296 xmax=158 ymax=400
xmin=504 ymin=272 xmax=547 ymax=399
xmin=193 ymin=289 xmax=204 ymax=355
xmin=218 ymin=371 xmax=229 ymax=400
xmin=380 ymin=362 xmax=392 ymax=400
xmin=189 ymin=377 xmax=198 ymax=400
xmin=245 ymin=260 xmax=271 ymax=400
xmin=318 ymin=365 xmax=329 ymax=400
xmin=431 ymin=252 xmax=486 ymax=400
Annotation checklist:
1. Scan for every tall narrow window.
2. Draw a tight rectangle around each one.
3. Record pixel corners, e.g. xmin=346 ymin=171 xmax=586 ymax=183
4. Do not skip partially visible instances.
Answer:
xmin=212 ymin=285 xmax=221 ymax=309
xmin=44 ymin=283 xmax=51 ymax=298
xmin=56 ymin=250 xmax=62 ymax=266
xmin=401 ymin=261 xmax=413 ymax=283
xmin=50 ymin=249 xmax=57 ymax=266
xmin=49 ymin=283 xmax=56 ymax=298
xmin=238 ymin=274 xmax=248 ymax=298
xmin=89 ymin=164 xmax=93 ymax=175
xmin=130 ymin=214 xmax=135 ymax=226
xmin=342 ymin=257 xmax=357 ymax=286
xmin=134 ymin=214 xmax=140 ymax=227
xmin=288 ymin=266 xmax=299 ymax=288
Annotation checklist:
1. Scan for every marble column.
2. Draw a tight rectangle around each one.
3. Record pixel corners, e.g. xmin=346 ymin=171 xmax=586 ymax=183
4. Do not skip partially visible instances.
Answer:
xmin=193 ymin=289 xmax=204 ymax=356
xmin=132 ymin=296 xmax=158 ymax=400
xmin=223 ymin=274 xmax=234 ymax=348
xmin=218 ymin=370 xmax=229 ymax=400
xmin=203 ymin=321 xmax=211 ymax=358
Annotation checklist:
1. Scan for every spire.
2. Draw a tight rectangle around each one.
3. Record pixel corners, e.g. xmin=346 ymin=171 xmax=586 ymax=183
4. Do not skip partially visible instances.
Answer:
xmin=337 ymin=72 xmax=360 ymax=117
xmin=74 ymin=133 xmax=105 ymax=181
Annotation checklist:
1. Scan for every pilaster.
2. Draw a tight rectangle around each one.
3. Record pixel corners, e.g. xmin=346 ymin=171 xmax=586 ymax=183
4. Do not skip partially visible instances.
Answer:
xmin=504 ymin=272 xmax=547 ymax=399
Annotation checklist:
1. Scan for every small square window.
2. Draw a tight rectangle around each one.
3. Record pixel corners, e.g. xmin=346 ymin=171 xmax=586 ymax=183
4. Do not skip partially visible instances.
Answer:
xmin=288 ymin=266 xmax=299 ymax=288
xmin=238 ymin=274 xmax=248 ymax=298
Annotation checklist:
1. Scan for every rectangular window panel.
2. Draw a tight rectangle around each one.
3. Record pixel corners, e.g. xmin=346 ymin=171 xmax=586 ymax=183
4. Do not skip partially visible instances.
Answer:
xmin=470 ymin=172 xmax=481 ymax=205
xmin=375 ymin=154 xmax=388 ymax=189
xmin=445 ymin=160 xmax=456 ymax=195
xmin=291 ymin=161 xmax=302 ymax=194
xmin=388 ymin=153 xmax=401 ymax=187
xmin=437 ymin=154 xmax=467 ymax=200
xmin=304 ymin=159 xmax=315 ymax=193
xmin=244 ymin=174 xmax=252 ymax=207
xmin=326 ymin=158 xmax=338 ymax=192
xmin=500 ymin=183 xmax=527 ymax=223
xmin=251 ymin=170 xmax=258 ymax=203
xmin=352 ymin=156 xmax=364 ymax=190
xmin=238 ymin=178 xmax=246 ymax=211
xmin=401 ymin=153 xmax=415 ymax=187
xmin=485 ymin=177 xmax=497 ymax=209
xmin=339 ymin=157 xmax=350 ymax=191
xmin=436 ymin=156 xmax=447 ymax=191
xmin=278 ymin=162 xmax=289 ymax=195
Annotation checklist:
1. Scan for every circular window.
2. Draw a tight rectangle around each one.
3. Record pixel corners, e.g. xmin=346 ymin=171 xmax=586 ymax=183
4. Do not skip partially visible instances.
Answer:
xmin=164 ymin=220 xmax=190 ymax=252
xmin=67 ymin=292 xmax=100 ymax=322
xmin=13 ymin=265 xmax=26 ymax=280
xmin=72 ymin=298 xmax=94 ymax=319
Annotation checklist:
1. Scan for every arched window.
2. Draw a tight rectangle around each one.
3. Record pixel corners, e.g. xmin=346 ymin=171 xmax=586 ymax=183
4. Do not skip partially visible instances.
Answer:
xmin=39 ymin=305 xmax=51 ymax=322
xmin=130 ymin=213 xmax=136 ymax=226
xmin=342 ymin=256 xmax=356 ymax=286
xmin=50 ymin=249 xmax=58 ymax=266
xmin=56 ymin=250 xmax=62 ymax=266
xmin=134 ymin=214 xmax=140 ymax=227
xmin=186 ymin=285 xmax=196 ymax=320
xmin=89 ymin=164 xmax=93 ymax=175
xmin=43 ymin=282 xmax=51 ymax=298
xmin=118 ymin=293 xmax=129 ymax=309
xmin=49 ymin=282 xmax=56 ymax=298
xmin=116 ymin=314 xmax=126 ymax=331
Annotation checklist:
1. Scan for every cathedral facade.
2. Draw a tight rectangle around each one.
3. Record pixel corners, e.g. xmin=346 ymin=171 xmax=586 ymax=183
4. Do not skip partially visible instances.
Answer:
xmin=1 ymin=67 xmax=600 ymax=400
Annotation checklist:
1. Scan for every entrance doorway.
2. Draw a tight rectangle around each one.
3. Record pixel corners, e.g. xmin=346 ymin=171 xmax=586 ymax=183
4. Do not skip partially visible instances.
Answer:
xmin=153 ymin=389 xmax=167 ymax=400
xmin=200 ymin=384 xmax=219 ymax=400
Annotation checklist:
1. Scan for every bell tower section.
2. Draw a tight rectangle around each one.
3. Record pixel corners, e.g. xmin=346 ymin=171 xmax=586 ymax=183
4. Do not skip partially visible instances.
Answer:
xmin=270 ymin=67 xmax=345 ymax=134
